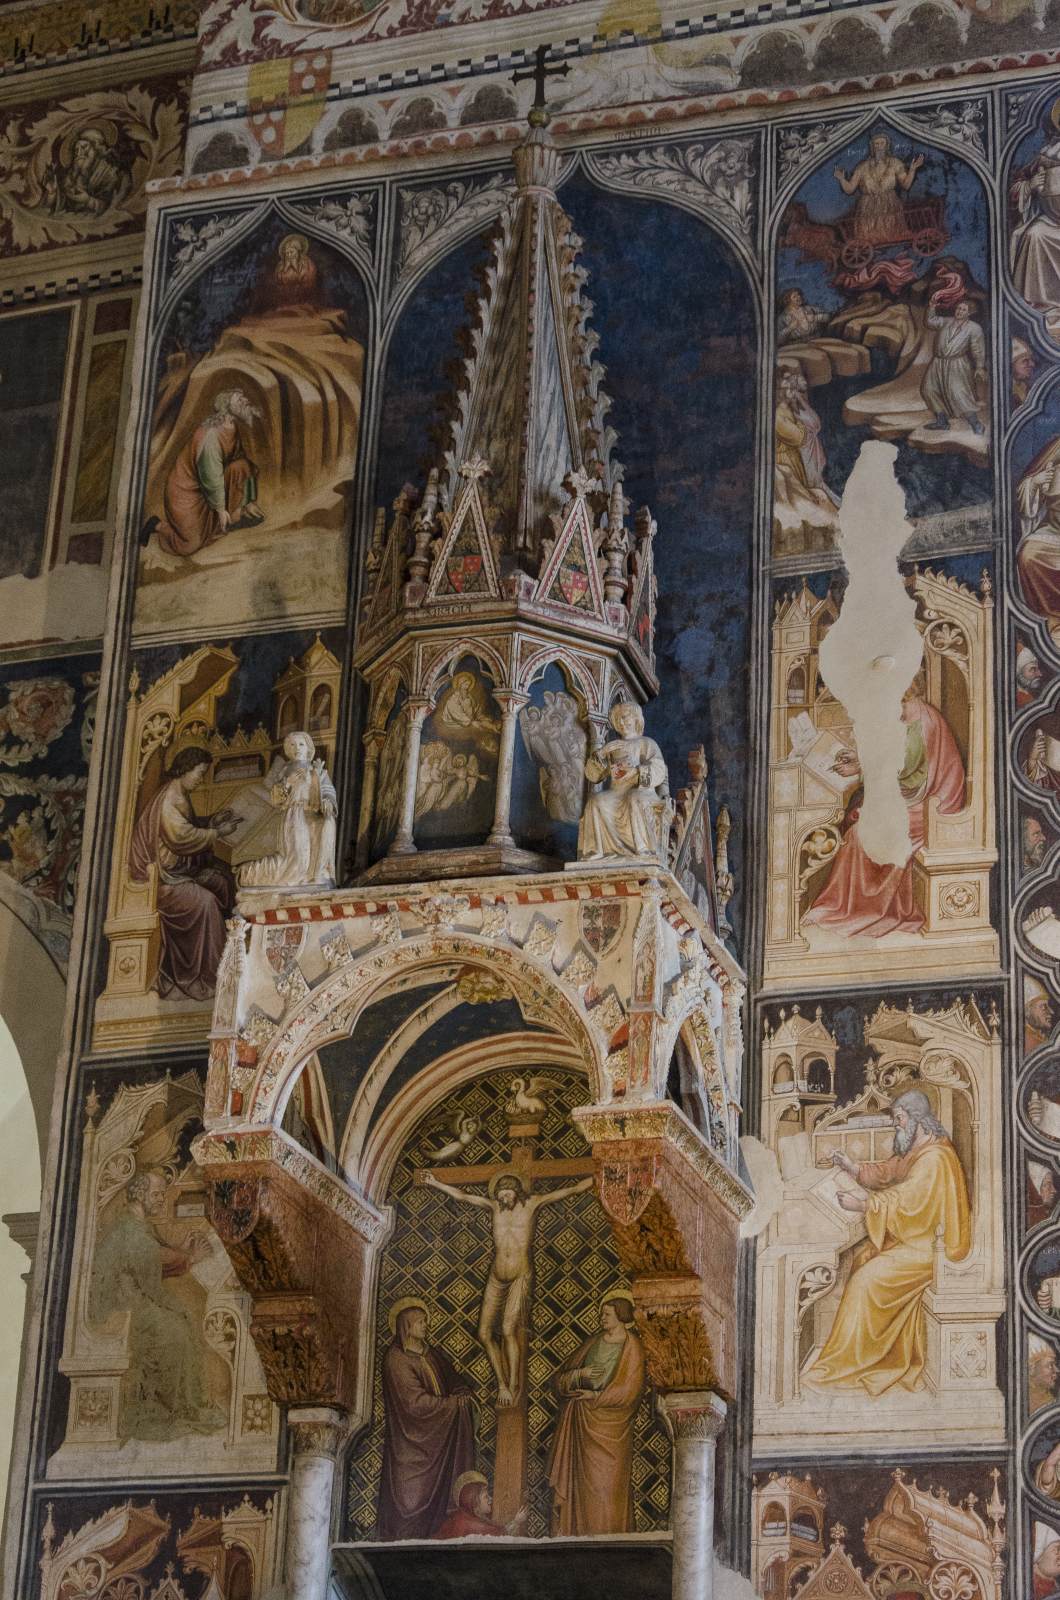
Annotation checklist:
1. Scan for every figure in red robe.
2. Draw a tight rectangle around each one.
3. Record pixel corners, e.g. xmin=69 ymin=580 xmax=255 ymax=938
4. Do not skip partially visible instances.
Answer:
xmin=801 ymin=681 xmax=965 ymax=939
xmin=1035 ymin=1537 xmax=1060 ymax=1600
xmin=128 ymin=745 xmax=236 ymax=1001
xmin=435 ymin=1472 xmax=528 ymax=1539
xmin=376 ymin=1298 xmax=476 ymax=1541
xmin=152 ymin=389 xmax=262 ymax=558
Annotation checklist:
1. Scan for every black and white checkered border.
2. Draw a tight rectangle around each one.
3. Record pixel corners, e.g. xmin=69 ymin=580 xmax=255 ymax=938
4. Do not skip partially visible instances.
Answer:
xmin=0 ymin=20 xmax=197 ymax=80
xmin=0 ymin=263 xmax=140 ymax=306
xmin=190 ymin=0 xmax=874 ymax=123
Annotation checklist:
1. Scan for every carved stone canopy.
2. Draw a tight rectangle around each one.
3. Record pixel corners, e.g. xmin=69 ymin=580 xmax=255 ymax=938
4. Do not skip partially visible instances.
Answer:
xmin=357 ymin=115 xmax=657 ymax=680
xmin=196 ymin=864 xmax=750 ymax=1419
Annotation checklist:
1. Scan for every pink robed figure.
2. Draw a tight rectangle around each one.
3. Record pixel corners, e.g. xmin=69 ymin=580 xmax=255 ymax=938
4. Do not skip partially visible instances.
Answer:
xmin=801 ymin=686 xmax=966 ymax=939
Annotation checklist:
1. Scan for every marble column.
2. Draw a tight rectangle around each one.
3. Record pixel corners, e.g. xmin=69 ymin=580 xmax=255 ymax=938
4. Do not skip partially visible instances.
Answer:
xmin=658 ymin=1390 xmax=727 ymax=1600
xmin=486 ymin=690 xmax=529 ymax=848
xmin=285 ymin=1406 xmax=346 ymax=1600
xmin=354 ymin=727 xmax=386 ymax=872
xmin=391 ymin=699 xmax=430 ymax=856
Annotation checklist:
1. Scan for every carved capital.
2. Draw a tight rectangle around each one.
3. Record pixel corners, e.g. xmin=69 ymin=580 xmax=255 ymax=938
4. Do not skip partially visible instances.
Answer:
xmin=288 ymin=1405 xmax=348 ymax=1460
xmin=658 ymin=1389 xmax=727 ymax=1443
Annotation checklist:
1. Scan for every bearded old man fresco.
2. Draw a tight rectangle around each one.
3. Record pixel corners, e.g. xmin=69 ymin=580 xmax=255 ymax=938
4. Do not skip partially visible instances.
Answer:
xmin=805 ymin=1090 xmax=971 ymax=1395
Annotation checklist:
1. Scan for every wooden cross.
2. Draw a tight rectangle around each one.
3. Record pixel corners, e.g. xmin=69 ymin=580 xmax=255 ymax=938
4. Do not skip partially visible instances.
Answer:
xmin=414 ymin=1115 xmax=594 ymax=1526
xmin=511 ymin=44 xmax=570 ymax=118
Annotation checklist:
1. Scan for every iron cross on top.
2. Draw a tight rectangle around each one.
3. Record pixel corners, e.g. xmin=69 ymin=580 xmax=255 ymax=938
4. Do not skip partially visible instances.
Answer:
xmin=512 ymin=44 xmax=570 ymax=118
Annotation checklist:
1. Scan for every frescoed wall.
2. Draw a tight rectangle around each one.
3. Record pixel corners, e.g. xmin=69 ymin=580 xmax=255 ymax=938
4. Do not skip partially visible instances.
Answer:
xmin=16 ymin=6 xmax=1060 ymax=1595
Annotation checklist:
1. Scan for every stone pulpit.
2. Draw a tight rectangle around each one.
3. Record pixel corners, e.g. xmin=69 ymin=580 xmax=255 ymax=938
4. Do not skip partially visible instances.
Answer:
xmin=194 ymin=100 xmax=751 ymax=1600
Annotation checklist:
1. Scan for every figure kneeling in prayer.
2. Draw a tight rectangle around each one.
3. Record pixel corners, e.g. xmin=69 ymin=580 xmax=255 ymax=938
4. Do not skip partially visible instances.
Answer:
xmin=577 ymin=702 xmax=669 ymax=863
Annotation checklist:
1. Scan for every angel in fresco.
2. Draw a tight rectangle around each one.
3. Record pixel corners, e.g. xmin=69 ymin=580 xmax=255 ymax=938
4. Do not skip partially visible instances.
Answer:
xmin=518 ymin=690 xmax=588 ymax=823
xmin=801 ymin=672 xmax=965 ymax=939
xmin=833 ymin=134 xmax=925 ymax=244
xmin=1011 ymin=99 xmax=1060 ymax=312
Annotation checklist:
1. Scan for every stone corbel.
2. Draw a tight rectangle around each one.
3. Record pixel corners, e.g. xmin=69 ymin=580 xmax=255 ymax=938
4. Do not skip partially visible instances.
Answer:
xmin=194 ymin=1128 xmax=389 ymax=1414
xmin=574 ymin=1101 xmax=752 ymax=1398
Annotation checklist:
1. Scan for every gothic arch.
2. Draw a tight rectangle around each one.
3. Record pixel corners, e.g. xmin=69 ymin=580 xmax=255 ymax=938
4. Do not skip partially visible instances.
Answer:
xmin=239 ymin=933 xmax=609 ymax=1128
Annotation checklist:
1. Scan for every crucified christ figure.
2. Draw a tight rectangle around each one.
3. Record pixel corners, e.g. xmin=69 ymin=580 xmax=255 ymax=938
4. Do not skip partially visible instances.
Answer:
xmin=420 ymin=1170 xmax=592 ymax=1406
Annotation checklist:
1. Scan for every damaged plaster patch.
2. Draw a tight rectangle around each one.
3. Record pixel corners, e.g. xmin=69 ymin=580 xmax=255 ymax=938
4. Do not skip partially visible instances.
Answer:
xmin=818 ymin=442 xmax=924 ymax=868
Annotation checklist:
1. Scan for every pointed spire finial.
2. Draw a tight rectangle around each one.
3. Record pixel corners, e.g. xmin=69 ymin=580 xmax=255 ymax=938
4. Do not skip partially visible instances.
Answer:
xmin=511 ymin=43 xmax=570 ymax=128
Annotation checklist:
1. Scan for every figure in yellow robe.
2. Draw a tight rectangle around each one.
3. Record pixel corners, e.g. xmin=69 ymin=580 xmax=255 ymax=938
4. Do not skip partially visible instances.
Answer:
xmin=807 ymin=1089 xmax=971 ymax=1397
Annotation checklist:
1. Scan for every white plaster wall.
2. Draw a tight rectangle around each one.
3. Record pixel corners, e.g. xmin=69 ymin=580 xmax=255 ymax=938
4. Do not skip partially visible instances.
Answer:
xmin=0 ymin=1014 xmax=42 ymax=1527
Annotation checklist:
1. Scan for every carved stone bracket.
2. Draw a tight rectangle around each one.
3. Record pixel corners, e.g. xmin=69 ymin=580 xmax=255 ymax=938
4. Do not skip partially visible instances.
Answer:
xmin=576 ymin=1100 xmax=751 ymax=1397
xmin=194 ymin=1127 xmax=389 ymax=1414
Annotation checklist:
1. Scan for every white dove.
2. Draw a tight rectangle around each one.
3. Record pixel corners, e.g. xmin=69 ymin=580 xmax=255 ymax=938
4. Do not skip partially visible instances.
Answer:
xmin=427 ymin=1110 xmax=481 ymax=1163
xmin=505 ymin=1075 xmax=553 ymax=1116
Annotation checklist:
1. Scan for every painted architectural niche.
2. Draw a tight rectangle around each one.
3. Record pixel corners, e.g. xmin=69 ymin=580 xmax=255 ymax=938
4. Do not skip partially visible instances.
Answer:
xmin=51 ymin=1070 xmax=277 ymax=1479
xmin=750 ymin=1467 xmax=1006 ymax=1600
xmin=94 ymin=634 xmax=340 ymax=1049
xmin=192 ymin=104 xmax=751 ymax=1600
xmin=38 ymin=1492 xmax=280 ymax=1600
xmin=764 ymin=566 xmax=997 ymax=988
xmin=752 ymin=995 xmax=1004 ymax=1453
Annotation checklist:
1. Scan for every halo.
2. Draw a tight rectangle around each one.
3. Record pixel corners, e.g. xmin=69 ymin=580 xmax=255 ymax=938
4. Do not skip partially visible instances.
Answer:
xmin=600 ymin=1286 xmax=636 ymax=1310
xmin=452 ymin=1470 xmax=488 ymax=1503
xmin=1050 ymin=97 xmax=1060 ymax=133
xmin=387 ymin=1296 xmax=427 ymax=1335
xmin=488 ymin=1171 xmax=527 ymax=1199
xmin=279 ymin=230 xmax=310 ymax=255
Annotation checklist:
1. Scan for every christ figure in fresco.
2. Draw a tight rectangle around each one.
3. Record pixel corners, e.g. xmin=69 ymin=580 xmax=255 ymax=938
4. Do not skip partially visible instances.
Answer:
xmin=833 ymin=134 xmax=924 ymax=245
xmin=88 ymin=1169 xmax=227 ymax=1440
xmin=420 ymin=1170 xmax=592 ymax=1406
xmin=128 ymin=745 xmax=237 ymax=1002
xmin=547 ymin=1291 xmax=646 ymax=1535
xmin=804 ymin=1090 xmax=971 ymax=1396
xmin=800 ymin=674 xmax=965 ymax=940
xmin=376 ymin=1298 xmax=476 ymax=1541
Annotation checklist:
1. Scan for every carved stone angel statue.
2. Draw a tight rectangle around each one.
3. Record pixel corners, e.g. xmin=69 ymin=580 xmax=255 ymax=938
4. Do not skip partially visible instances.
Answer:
xmin=235 ymin=731 xmax=337 ymax=892
xmin=577 ymin=702 xmax=670 ymax=863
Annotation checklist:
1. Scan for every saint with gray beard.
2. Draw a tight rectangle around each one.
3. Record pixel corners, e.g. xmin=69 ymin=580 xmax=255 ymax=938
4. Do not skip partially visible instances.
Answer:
xmin=804 ymin=1089 xmax=971 ymax=1396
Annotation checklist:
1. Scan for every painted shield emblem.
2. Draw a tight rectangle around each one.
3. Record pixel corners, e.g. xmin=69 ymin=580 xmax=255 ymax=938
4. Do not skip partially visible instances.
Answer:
xmin=265 ymin=924 xmax=305 ymax=973
xmin=559 ymin=565 xmax=589 ymax=606
xmin=581 ymin=900 xmax=625 ymax=957
xmin=446 ymin=554 xmax=483 ymax=593
xmin=598 ymin=1156 xmax=658 ymax=1226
